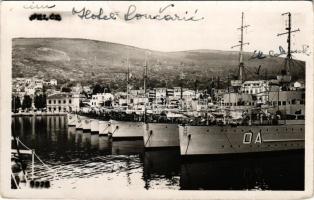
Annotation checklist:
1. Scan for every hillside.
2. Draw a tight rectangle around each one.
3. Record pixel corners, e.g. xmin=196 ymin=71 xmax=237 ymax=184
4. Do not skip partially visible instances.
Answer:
xmin=12 ymin=38 xmax=305 ymax=90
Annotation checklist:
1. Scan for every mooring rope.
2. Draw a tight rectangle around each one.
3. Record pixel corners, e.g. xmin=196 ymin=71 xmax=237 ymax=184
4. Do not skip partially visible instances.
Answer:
xmin=16 ymin=138 xmax=59 ymax=180
xmin=16 ymin=138 xmax=31 ymax=150
xmin=110 ymin=127 xmax=119 ymax=135
xmin=101 ymin=124 xmax=110 ymax=133
xmin=11 ymin=173 xmax=20 ymax=189
xmin=144 ymin=131 xmax=153 ymax=147
xmin=185 ymin=135 xmax=191 ymax=155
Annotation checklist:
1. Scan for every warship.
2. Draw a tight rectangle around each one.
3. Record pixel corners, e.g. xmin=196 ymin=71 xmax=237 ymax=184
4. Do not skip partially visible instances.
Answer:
xmin=67 ymin=113 xmax=77 ymax=126
xmin=109 ymin=119 xmax=144 ymax=140
xmin=99 ymin=120 xmax=111 ymax=136
xmin=143 ymin=119 xmax=180 ymax=148
xmin=179 ymin=12 xmax=305 ymax=156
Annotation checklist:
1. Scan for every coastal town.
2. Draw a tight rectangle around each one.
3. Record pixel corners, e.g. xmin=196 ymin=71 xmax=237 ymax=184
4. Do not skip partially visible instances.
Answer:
xmin=12 ymin=76 xmax=305 ymax=118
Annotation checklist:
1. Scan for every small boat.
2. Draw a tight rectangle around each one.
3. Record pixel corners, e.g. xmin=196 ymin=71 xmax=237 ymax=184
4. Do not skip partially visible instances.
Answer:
xmin=11 ymin=136 xmax=53 ymax=189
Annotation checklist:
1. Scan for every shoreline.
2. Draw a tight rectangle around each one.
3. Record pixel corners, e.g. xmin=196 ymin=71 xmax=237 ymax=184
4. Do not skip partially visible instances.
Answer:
xmin=12 ymin=112 xmax=67 ymax=117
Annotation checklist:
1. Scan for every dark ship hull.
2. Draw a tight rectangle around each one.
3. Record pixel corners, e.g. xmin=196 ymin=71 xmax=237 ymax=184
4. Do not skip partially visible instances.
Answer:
xmin=143 ymin=123 xmax=179 ymax=148
xmin=179 ymin=122 xmax=304 ymax=156
xmin=109 ymin=120 xmax=144 ymax=140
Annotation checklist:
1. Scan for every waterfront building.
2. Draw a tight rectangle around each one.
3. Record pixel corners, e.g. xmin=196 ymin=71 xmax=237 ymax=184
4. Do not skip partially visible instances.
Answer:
xmin=173 ymin=87 xmax=182 ymax=99
xmin=71 ymin=83 xmax=83 ymax=94
xmin=50 ymin=79 xmax=57 ymax=86
xmin=267 ymin=90 xmax=305 ymax=115
xmin=46 ymin=93 xmax=80 ymax=112
xmin=241 ymin=80 xmax=268 ymax=95
xmin=83 ymin=86 xmax=92 ymax=94
xmin=183 ymin=90 xmax=196 ymax=99
xmin=130 ymin=89 xmax=145 ymax=96
xmin=241 ymin=80 xmax=280 ymax=95
xmin=34 ymin=79 xmax=44 ymax=89
xmin=222 ymin=93 xmax=254 ymax=107
xmin=148 ymin=89 xmax=156 ymax=102
xmin=43 ymin=79 xmax=58 ymax=86
xmin=166 ymin=88 xmax=174 ymax=98
xmin=291 ymin=80 xmax=305 ymax=90
xmin=90 ymin=93 xmax=114 ymax=108
xmin=155 ymin=88 xmax=167 ymax=98
xmin=25 ymin=85 xmax=36 ymax=96
xmin=25 ymin=78 xmax=32 ymax=85
xmin=129 ymin=96 xmax=148 ymax=105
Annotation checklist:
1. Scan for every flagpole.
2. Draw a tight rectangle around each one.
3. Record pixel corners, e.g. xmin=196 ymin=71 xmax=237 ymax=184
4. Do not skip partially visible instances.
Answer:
xmin=126 ymin=55 xmax=129 ymax=110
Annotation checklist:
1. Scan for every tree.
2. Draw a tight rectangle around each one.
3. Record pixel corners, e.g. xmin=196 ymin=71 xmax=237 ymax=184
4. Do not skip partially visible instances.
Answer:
xmin=22 ymin=95 xmax=32 ymax=110
xmin=12 ymin=96 xmax=21 ymax=111
xmin=104 ymin=85 xmax=111 ymax=93
xmin=34 ymin=94 xmax=47 ymax=109
xmin=79 ymin=100 xmax=85 ymax=107
xmin=34 ymin=95 xmax=41 ymax=109
xmin=61 ymin=87 xmax=71 ymax=93
xmin=104 ymin=100 xmax=112 ymax=107
xmin=92 ymin=84 xmax=104 ymax=94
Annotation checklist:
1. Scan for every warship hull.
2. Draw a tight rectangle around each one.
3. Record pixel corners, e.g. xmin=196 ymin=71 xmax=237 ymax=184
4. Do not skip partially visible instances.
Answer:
xmin=109 ymin=120 xmax=144 ymax=140
xmin=67 ymin=113 xmax=77 ymax=126
xmin=179 ymin=124 xmax=304 ymax=156
xmin=75 ymin=115 xmax=83 ymax=130
xmin=143 ymin=123 xmax=179 ymax=148
xmin=82 ymin=117 xmax=91 ymax=132
xmin=90 ymin=119 xmax=99 ymax=134
xmin=99 ymin=120 xmax=110 ymax=136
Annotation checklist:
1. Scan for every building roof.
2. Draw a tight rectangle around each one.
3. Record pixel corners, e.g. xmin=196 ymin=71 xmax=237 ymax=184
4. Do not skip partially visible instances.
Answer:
xmin=47 ymin=93 xmax=72 ymax=99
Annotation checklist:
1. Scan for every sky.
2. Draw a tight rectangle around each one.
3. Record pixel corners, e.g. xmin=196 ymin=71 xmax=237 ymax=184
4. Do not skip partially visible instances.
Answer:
xmin=1 ymin=1 xmax=313 ymax=61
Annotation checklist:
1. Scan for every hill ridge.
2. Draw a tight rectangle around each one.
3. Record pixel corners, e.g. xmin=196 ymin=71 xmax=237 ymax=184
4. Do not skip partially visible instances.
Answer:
xmin=12 ymin=38 xmax=305 ymax=90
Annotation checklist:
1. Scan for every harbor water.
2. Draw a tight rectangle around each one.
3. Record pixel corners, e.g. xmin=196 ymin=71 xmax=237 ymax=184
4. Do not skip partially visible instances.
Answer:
xmin=12 ymin=116 xmax=304 ymax=190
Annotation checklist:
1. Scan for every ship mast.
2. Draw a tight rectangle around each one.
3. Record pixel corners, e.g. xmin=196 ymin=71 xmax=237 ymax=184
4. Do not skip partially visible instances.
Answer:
xmin=231 ymin=12 xmax=250 ymax=83
xmin=126 ymin=56 xmax=130 ymax=109
xmin=143 ymin=54 xmax=148 ymax=122
xmin=180 ymin=71 xmax=185 ymax=111
xmin=277 ymin=12 xmax=300 ymax=83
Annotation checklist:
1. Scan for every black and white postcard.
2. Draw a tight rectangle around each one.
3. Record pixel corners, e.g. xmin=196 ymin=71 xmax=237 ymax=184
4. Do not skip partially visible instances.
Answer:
xmin=0 ymin=1 xmax=313 ymax=199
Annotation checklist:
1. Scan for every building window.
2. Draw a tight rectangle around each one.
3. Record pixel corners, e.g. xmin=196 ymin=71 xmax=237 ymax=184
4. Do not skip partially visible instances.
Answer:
xmin=54 ymin=100 xmax=56 ymax=104
xmin=63 ymin=100 xmax=66 ymax=104
xmin=48 ymin=100 xmax=51 ymax=104
xmin=58 ymin=100 xmax=61 ymax=104
xmin=69 ymin=99 xmax=72 ymax=104
xmin=278 ymin=101 xmax=281 ymax=106
xmin=283 ymin=101 xmax=286 ymax=105
xmin=292 ymin=99 xmax=296 ymax=104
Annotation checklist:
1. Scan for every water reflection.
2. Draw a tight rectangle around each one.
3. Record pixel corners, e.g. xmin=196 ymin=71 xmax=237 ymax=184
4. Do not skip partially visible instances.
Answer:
xmin=82 ymin=132 xmax=91 ymax=149
xmin=180 ymin=152 xmax=304 ymax=190
xmin=67 ymin=126 xmax=76 ymax=141
xmin=90 ymin=134 xmax=99 ymax=150
xmin=112 ymin=140 xmax=144 ymax=155
xmin=98 ymin=136 xmax=111 ymax=152
xmin=143 ymin=149 xmax=180 ymax=190
xmin=11 ymin=116 xmax=304 ymax=190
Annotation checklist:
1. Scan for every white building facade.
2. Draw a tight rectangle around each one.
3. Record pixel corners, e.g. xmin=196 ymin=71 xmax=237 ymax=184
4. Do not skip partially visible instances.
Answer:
xmin=90 ymin=93 xmax=114 ymax=108
xmin=46 ymin=93 xmax=80 ymax=112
